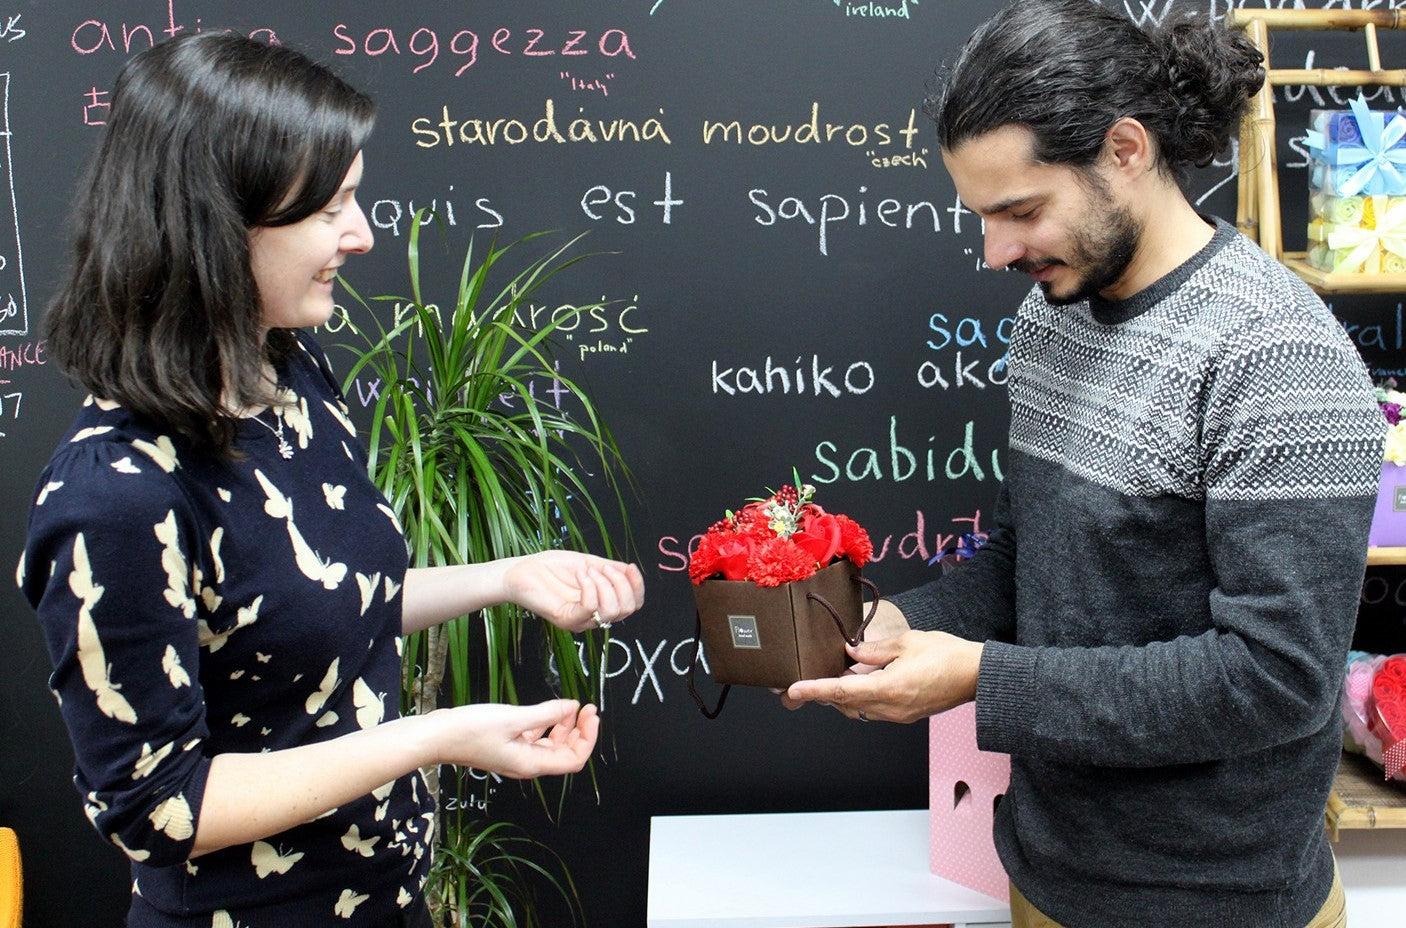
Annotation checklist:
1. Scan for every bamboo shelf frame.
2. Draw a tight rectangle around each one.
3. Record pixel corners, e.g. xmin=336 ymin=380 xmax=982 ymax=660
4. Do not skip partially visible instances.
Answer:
xmin=1229 ymin=9 xmax=1406 ymax=293
xmin=1368 ymin=546 xmax=1406 ymax=565
xmin=1325 ymin=751 xmax=1406 ymax=840
xmin=1224 ymin=11 xmax=1406 ymax=839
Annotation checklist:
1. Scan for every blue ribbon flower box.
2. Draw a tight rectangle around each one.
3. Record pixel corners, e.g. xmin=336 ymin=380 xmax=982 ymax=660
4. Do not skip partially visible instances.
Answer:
xmin=1306 ymin=95 xmax=1406 ymax=198
xmin=1305 ymin=96 xmax=1406 ymax=275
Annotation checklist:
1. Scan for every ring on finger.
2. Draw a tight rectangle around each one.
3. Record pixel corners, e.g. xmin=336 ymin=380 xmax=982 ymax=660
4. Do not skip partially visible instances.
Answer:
xmin=858 ymin=710 xmax=870 ymax=722
xmin=591 ymin=610 xmax=608 ymax=629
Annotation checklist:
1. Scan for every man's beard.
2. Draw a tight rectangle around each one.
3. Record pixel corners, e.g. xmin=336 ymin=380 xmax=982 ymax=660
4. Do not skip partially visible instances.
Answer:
xmin=1017 ymin=201 xmax=1141 ymax=306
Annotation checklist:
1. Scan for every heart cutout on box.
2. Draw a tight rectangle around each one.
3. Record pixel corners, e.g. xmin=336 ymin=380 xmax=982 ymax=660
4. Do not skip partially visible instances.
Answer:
xmin=1370 ymin=655 xmax=1406 ymax=779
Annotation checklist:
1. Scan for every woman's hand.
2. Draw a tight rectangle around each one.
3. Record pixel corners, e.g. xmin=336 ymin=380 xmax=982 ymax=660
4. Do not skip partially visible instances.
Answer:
xmin=401 ymin=553 xmax=645 ymax=635
xmin=429 ymin=699 xmax=600 ymax=779
xmin=195 ymin=699 xmax=600 ymax=855
xmin=502 ymin=550 xmax=645 ymax=633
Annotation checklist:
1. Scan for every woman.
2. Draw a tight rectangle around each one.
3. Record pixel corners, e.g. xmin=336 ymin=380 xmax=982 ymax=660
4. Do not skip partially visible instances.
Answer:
xmin=19 ymin=32 xmax=644 ymax=927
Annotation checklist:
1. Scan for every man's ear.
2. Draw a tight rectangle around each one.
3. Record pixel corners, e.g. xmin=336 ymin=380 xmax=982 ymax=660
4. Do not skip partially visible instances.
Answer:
xmin=1104 ymin=116 xmax=1154 ymax=177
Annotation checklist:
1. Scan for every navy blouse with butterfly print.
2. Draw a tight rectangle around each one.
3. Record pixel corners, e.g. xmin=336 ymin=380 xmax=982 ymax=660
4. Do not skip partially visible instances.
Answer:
xmin=21 ymin=334 xmax=433 ymax=926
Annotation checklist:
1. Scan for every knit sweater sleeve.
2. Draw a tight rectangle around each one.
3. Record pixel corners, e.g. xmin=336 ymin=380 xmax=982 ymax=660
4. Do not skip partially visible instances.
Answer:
xmin=888 ymin=478 xmax=1018 ymax=643
xmin=975 ymin=313 xmax=1383 ymax=767
xmin=20 ymin=430 xmax=212 ymax=866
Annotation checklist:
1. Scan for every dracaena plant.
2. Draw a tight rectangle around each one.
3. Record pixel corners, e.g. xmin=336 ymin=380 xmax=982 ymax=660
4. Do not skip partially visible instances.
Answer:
xmin=336 ymin=212 xmax=632 ymax=927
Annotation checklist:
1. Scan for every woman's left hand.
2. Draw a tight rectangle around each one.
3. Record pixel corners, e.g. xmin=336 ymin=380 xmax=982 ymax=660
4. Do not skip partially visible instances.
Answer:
xmin=503 ymin=551 xmax=645 ymax=632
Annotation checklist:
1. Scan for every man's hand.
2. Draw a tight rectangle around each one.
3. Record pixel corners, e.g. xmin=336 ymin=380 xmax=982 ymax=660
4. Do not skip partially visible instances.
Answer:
xmin=778 ymin=599 xmax=908 ymax=709
xmin=785 ymin=630 xmax=984 ymax=724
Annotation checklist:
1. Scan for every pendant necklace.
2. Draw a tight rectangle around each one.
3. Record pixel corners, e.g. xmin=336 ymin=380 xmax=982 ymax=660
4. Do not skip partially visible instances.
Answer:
xmin=252 ymin=409 xmax=295 ymax=459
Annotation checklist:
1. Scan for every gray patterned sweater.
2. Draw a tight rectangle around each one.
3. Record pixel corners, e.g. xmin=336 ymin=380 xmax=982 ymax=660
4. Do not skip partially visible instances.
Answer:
xmin=893 ymin=220 xmax=1384 ymax=928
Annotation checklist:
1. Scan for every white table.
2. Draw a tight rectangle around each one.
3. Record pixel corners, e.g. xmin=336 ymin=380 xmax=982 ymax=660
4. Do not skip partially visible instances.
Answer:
xmin=1338 ymin=827 xmax=1406 ymax=927
xmin=647 ymin=809 xmax=1011 ymax=928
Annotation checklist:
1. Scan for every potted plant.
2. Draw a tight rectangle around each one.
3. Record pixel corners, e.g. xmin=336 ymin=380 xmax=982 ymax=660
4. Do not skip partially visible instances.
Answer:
xmin=337 ymin=212 xmax=632 ymax=927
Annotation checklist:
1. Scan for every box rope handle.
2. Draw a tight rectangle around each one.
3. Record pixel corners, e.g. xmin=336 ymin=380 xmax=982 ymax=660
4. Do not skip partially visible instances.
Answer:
xmin=687 ymin=574 xmax=880 ymax=719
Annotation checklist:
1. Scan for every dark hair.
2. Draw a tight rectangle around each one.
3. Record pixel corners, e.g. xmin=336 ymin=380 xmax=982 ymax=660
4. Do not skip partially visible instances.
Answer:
xmin=926 ymin=0 xmax=1264 ymax=182
xmin=45 ymin=32 xmax=375 ymax=458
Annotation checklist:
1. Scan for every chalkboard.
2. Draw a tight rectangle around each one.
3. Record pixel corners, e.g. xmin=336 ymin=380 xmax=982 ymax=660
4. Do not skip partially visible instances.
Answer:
xmin=2 ymin=2 xmax=1405 ymax=926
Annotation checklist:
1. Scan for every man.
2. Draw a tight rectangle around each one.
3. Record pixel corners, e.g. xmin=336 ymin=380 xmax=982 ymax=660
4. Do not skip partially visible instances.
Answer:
xmin=786 ymin=2 xmax=1384 ymax=926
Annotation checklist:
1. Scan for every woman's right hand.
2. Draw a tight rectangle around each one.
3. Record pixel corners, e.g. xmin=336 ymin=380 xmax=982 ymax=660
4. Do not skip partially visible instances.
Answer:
xmin=427 ymin=699 xmax=600 ymax=779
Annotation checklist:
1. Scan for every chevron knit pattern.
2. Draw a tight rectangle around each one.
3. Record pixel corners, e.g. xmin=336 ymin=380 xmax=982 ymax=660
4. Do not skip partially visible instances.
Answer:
xmin=1007 ymin=221 xmax=1382 ymax=502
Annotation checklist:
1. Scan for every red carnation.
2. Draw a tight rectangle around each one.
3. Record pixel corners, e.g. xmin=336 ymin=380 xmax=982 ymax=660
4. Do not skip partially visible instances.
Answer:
xmin=836 ymin=514 xmax=873 ymax=568
xmin=689 ymin=531 xmax=755 ymax=583
xmin=748 ymin=536 xmax=816 ymax=587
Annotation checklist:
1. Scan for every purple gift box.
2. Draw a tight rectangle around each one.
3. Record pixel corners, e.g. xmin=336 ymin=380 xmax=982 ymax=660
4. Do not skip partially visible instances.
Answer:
xmin=1369 ymin=462 xmax=1406 ymax=547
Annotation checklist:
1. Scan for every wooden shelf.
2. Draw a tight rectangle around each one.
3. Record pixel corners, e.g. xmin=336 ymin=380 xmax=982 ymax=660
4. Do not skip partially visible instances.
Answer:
xmin=1279 ymin=253 xmax=1406 ymax=295
xmin=1367 ymin=547 xmax=1406 ymax=566
xmin=1325 ymin=751 xmax=1406 ymax=840
xmin=1230 ymin=11 xmax=1406 ymax=292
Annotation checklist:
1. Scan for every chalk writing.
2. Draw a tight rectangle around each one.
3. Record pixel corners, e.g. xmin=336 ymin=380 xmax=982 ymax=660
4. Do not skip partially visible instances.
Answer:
xmin=542 ymin=634 xmax=711 ymax=711
xmin=411 ymin=100 xmax=672 ymax=148
xmin=510 ymin=295 xmax=649 ymax=340
xmin=601 ymin=635 xmax=709 ymax=710
xmin=1362 ymin=570 xmax=1406 ymax=609
xmin=0 ymin=341 xmax=44 ymax=369
xmin=81 ymin=87 xmax=110 ymax=126
xmin=703 ymin=103 xmax=923 ymax=156
xmin=868 ymin=149 xmax=929 ymax=170
xmin=1121 ymin=0 xmax=1180 ymax=27
xmin=0 ymin=380 xmax=20 ymax=437
xmin=926 ymin=312 xmax=1015 ymax=352
xmin=1191 ymin=143 xmax=1238 ymax=209
xmin=1336 ymin=303 xmax=1406 ymax=353
xmin=917 ymin=352 xmax=1008 ymax=391
xmin=919 ymin=311 xmax=1013 ymax=391
xmin=0 ymin=74 xmax=27 ymax=337
xmin=332 ymin=24 xmax=637 ymax=77
xmin=560 ymin=71 xmax=616 ymax=97
xmin=440 ymin=792 xmax=492 ymax=813
xmin=369 ymin=189 xmax=504 ymax=237
xmin=1 ymin=13 xmax=24 ymax=42
xmin=347 ymin=360 xmax=581 ymax=417
xmin=749 ymin=186 xmax=943 ymax=256
xmin=580 ymin=172 xmax=684 ymax=224
xmin=812 ymin=417 xmax=1005 ymax=484
xmin=836 ymin=0 xmax=921 ymax=18
xmin=710 ymin=355 xmax=877 ymax=396
xmin=69 ymin=1 xmax=278 ymax=55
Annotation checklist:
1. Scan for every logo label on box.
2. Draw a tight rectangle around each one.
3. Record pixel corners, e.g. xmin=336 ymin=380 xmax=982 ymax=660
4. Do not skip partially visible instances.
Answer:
xmin=1395 ymin=485 xmax=1406 ymax=512
xmin=728 ymin=614 xmax=762 ymax=649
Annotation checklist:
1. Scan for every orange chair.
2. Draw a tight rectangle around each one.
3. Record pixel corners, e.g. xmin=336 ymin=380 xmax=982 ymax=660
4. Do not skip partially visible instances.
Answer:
xmin=0 ymin=827 xmax=19 ymax=928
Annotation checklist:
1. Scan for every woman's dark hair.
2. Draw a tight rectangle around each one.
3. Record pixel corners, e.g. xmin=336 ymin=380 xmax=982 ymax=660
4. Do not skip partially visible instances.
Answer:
xmin=926 ymin=0 xmax=1264 ymax=183
xmin=45 ymin=32 xmax=375 ymax=458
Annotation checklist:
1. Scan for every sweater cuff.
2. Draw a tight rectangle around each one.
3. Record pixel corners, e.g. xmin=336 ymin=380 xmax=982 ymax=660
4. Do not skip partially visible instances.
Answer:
xmin=974 ymin=640 xmax=1038 ymax=755
xmin=889 ymin=580 xmax=949 ymax=633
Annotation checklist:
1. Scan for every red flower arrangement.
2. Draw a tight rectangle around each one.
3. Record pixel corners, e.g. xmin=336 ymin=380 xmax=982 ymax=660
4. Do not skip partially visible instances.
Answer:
xmin=689 ymin=479 xmax=874 ymax=587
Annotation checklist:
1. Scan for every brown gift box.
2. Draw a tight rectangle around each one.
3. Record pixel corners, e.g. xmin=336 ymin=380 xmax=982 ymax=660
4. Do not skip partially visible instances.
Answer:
xmin=690 ymin=559 xmax=875 ymax=693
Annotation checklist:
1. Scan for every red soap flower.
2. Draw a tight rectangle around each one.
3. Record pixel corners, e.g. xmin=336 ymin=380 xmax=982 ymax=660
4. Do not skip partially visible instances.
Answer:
xmin=747 ymin=536 xmax=816 ymax=587
xmin=792 ymin=510 xmax=842 ymax=566
xmin=835 ymin=514 xmax=873 ymax=567
xmin=687 ymin=476 xmax=874 ymax=586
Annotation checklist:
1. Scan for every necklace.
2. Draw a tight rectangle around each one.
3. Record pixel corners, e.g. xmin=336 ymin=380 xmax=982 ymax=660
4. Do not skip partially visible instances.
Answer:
xmin=250 ymin=409 xmax=295 ymax=459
